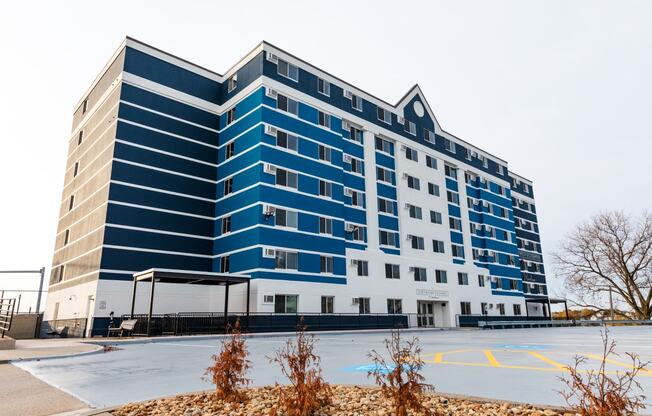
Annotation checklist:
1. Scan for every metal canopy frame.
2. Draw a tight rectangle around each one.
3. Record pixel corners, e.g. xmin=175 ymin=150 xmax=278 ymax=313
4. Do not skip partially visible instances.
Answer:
xmin=129 ymin=269 xmax=251 ymax=336
xmin=525 ymin=297 xmax=569 ymax=320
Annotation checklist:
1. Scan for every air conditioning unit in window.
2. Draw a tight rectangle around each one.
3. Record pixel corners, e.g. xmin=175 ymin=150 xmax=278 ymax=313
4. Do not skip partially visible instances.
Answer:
xmin=263 ymin=248 xmax=276 ymax=258
xmin=264 ymin=163 xmax=276 ymax=174
xmin=344 ymin=89 xmax=353 ymax=99
xmin=400 ymin=145 xmax=407 ymax=151
xmin=483 ymin=201 xmax=490 ymax=209
xmin=409 ymin=266 xmax=415 ymax=272
xmin=265 ymin=87 xmax=278 ymax=98
xmin=397 ymin=116 xmax=405 ymax=124
xmin=343 ymin=154 xmax=352 ymax=163
xmin=471 ymin=150 xmax=479 ymax=158
xmin=266 ymin=52 xmax=279 ymax=63
xmin=265 ymin=124 xmax=278 ymax=136
xmin=263 ymin=204 xmax=276 ymax=217
xmin=350 ymin=259 xmax=358 ymax=266
xmin=344 ymin=188 xmax=354 ymax=197
xmin=404 ymin=202 xmax=411 ymax=209
xmin=406 ymin=234 xmax=415 ymax=240
xmin=342 ymin=120 xmax=351 ymax=130
xmin=351 ymin=297 xmax=360 ymax=305
xmin=402 ymin=173 xmax=409 ymax=179
xmin=345 ymin=223 xmax=357 ymax=233
xmin=263 ymin=295 xmax=274 ymax=303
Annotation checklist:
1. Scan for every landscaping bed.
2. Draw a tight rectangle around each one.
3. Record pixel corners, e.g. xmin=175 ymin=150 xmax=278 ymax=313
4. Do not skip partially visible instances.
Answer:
xmin=112 ymin=385 xmax=575 ymax=416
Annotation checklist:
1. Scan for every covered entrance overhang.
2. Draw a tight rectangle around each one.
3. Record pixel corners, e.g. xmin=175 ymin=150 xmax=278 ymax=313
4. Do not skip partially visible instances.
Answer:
xmin=525 ymin=297 xmax=569 ymax=319
xmin=129 ymin=268 xmax=251 ymax=336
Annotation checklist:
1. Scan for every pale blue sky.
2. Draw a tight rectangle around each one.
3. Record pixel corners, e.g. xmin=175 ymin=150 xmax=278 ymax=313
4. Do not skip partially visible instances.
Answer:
xmin=1 ymin=0 xmax=651 ymax=310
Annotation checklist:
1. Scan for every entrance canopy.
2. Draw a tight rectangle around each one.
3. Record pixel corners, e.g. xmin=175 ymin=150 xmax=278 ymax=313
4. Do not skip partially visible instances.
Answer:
xmin=525 ymin=297 xmax=569 ymax=319
xmin=129 ymin=268 xmax=251 ymax=336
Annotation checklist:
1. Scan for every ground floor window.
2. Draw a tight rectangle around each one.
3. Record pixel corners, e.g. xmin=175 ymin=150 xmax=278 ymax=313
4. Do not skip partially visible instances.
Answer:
xmin=387 ymin=298 xmax=403 ymax=314
xmin=513 ymin=304 xmax=522 ymax=316
xmin=358 ymin=297 xmax=370 ymax=314
xmin=460 ymin=301 xmax=472 ymax=315
xmin=481 ymin=302 xmax=488 ymax=315
xmin=274 ymin=294 xmax=298 ymax=313
xmin=497 ymin=303 xmax=506 ymax=315
xmin=321 ymin=296 xmax=334 ymax=314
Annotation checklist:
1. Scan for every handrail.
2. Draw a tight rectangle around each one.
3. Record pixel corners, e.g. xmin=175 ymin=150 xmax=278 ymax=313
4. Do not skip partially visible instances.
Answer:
xmin=0 ymin=298 xmax=16 ymax=338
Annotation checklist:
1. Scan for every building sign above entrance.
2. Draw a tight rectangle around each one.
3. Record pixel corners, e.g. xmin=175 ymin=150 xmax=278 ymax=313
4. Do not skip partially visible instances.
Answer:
xmin=416 ymin=289 xmax=449 ymax=299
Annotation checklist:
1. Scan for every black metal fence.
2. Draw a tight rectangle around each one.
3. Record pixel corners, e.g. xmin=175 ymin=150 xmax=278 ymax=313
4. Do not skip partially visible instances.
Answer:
xmin=457 ymin=314 xmax=551 ymax=328
xmin=39 ymin=318 xmax=88 ymax=338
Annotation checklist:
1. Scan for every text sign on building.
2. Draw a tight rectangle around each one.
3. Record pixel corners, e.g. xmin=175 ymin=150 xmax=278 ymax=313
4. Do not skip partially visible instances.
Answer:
xmin=416 ymin=289 xmax=449 ymax=300
xmin=519 ymin=250 xmax=543 ymax=263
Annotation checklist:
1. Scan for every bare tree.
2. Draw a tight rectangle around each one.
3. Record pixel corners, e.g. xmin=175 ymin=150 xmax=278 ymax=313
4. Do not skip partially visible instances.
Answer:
xmin=553 ymin=211 xmax=652 ymax=319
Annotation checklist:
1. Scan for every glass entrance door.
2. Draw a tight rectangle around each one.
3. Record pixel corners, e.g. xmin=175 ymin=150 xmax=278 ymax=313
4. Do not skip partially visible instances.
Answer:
xmin=417 ymin=301 xmax=435 ymax=327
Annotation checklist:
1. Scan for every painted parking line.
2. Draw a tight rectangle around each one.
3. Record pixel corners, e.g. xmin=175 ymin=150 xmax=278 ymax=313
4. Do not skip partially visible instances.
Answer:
xmin=484 ymin=350 xmax=501 ymax=367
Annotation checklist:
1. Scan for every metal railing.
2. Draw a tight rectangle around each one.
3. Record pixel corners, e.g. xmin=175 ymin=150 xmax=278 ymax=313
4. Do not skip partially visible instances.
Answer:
xmin=119 ymin=312 xmax=429 ymax=337
xmin=39 ymin=318 xmax=88 ymax=338
xmin=0 ymin=298 xmax=16 ymax=338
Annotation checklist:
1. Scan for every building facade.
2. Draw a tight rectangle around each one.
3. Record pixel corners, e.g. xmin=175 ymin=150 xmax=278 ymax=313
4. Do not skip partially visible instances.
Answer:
xmin=46 ymin=37 xmax=549 ymax=335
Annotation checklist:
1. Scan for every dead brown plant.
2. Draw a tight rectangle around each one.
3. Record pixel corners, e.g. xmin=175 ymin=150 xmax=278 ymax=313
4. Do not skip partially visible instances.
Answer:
xmin=204 ymin=320 xmax=251 ymax=403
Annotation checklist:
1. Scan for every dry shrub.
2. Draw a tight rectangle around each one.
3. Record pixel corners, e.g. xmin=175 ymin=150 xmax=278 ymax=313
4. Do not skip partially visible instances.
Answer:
xmin=367 ymin=328 xmax=437 ymax=416
xmin=204 ymin=320 xmax=251 ymax=403
xmin=559 ymin=328 xmax=648 ymax=416
xmin=268 ymin=323 xmax=331 ymax=416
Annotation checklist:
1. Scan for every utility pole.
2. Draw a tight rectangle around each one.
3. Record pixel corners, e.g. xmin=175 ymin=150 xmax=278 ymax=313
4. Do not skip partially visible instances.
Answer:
xmin=609 ymin=287 xmax=614 ymax=320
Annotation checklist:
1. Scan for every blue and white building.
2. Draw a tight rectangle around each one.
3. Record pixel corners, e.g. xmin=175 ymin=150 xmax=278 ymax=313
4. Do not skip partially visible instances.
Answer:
xmin=46 ymin=37 xmax=549 ymax=335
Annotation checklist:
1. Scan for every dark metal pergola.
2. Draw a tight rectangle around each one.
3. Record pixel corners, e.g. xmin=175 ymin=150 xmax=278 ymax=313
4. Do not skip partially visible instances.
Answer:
xmin=129 ymin=268 xmax=251 ymax=336
xmin=525 ymin=297 xmax=569 ymax=319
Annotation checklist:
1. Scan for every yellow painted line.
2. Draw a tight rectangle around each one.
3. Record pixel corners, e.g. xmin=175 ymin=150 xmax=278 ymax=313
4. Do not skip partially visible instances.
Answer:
xmin=484 ymin=350 xmax=500 ymax=367
xmin=585 ymin=354 xmax=652 ymax=373
xmin=433 ymin=353 xmax=443 ymax=363
xmin=527 ymin=351 xmax=567 ymax=370
xmin=421 ymin=349 xmax=474 ymax=363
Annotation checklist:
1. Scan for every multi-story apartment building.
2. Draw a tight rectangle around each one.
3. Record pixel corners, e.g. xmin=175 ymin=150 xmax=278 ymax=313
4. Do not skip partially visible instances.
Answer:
xmin=46 ymin=37 xmax=549 ymax=335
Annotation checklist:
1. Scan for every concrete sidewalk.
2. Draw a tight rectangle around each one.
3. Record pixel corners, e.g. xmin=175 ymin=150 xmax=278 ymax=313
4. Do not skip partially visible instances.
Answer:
xmin=0 ymin=363 xmax=91 ymax=416
xmin=0 ymin=338 xmax=101 ymax=362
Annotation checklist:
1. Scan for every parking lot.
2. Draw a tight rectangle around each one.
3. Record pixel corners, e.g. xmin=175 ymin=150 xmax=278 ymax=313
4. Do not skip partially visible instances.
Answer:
xmin=14 ymin=326 xmax=652 ymax=411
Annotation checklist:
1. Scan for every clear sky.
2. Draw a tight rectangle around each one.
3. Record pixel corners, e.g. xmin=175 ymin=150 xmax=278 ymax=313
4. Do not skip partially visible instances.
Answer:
xmin=1 ymin=0 xmax=651 ymax=311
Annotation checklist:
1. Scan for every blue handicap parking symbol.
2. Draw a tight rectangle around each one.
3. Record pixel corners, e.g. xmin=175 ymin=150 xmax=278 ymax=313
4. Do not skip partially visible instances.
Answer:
xmin=497 ymin=344 xmax=548 ymax=350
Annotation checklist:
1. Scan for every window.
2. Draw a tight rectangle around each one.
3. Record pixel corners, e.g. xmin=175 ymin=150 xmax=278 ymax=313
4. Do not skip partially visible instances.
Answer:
xmin=318 ymin=111 xmax=331 ymax=129
xmin=227 ymin=107 xmax=236 ymax=125
xmin=430 ymin=211 xmax=442 ymax=224
xmin=276 ymin=169 xmax=298 ymax=189
xmin=413 ymin=267 xmax=427 ymax=282
xmin=513 ymin=304 xmax=522 ymax=316
xmin=318 ymin=145 xmax=331 ymax=162
xmin=404 ymin=120 xmax=416 ymax=135
xmin=320 ymin=256 xmax=334 ymax=273
xmin=375 ymin=136 xmax=392 ymax=153
xmin=481 ymin=302 xmax=488 ymax=315
xmin=497 ymin=303 xmax=506 ymax=316
xmin=379 ymin=230 xmax=396 ymax=246
xmin=478 ymin=275 xmax=486 ymax=287
xmin=349 ymin=125 xmax=363 ymax=143
xmin=81 ymin=99 xmax=88 ymax=114
xmin=444 ymin=164 xmax=457 ymax=179
xmin=50 ymin=265 xmax=65 ymax=284
xmin=223 ymin=142 xmax=236 ymax=162
xmin=321 ymin=296 xmax=334 ymax=313
xmin=495 ymin=278 xmax=503 ymax=290
xmin=406 ymin=175 xmax=420 ymax=190
xmin=77 ymin=130 xmax=84 ymax=145
xmin=376 ymin=167 xmax=393 ymax=183
xmin=274 ymin=294 xmax=298 ymax=313
xmin=275 ymin=250 xmax=298 ymax=270
xmin=351 ymin=94 xmax=363 ymax=111
xmin=377 ymin=107 xmax=391 ymax=124
xmin=277 ymin=94 xmax=298 ymax=115
xmin=277 ymin=58 xmax=299 ymax=81
xmin=319 ymin=217 xmax=333 ymax=234
xmin=460 ymin=302 xmax=472 ymax=315
xmin=219 ymin=255 xmax=230 ymax=273
xmin=424 ymin=128 xmax=435 ymax=143
xmin=358 ymin=297 xmax=370 ymax=314
xmin=385 ymin=263 xmax=400 ymax=279
xmin=378 ymin=198 xmax=395 ymax=215
xmin=458 ymin=272 xmax=469 ymax=285
xmin=411 ymin=236 xmax=425 ymax=250
xmin=223 ymin=177 xmax=233 ymax=196
xmin=472 ymin=248 xmax=480 ymax=260
xmin=387 ymin=298 xmax=403 ymax=314
xmin=277 ymin=131 xmax=298 ymax=151
xmin=350 ymin=190 xmax=364 ymax=207
xmin=318 ymin=78 xmax=330 ymax=96
xmin=428 ymin=183 xmax=440 ymax=196
xmin=405 ymin=147 xmax=418 ymax=161
xmin=426 ymin=155 xmax=437 ymax=169
xmin=221 ymin=215 xmax=232 ymax=234
xmin=350 ymin=225 xmax=365 ymax=241
xmin=408 ymin=205 xmax=422 ymax=219
xmin=444 ymin=138 xmax=456 ymax=153
xmin=509 ymin=279 xmax=519 ymax=290
xmin=356 ymin=260 xmax=369 ymax=276
xmin=68 ymin=195 xmax=75 ymax=211
xmin=275 ymin=209 xmax=298 ymax=228
xmin=227 ymin=74 xmax=237 ymax=92
xmin=432 ymin=240 xmax=445 ymax=253
xmin=63 ymin=229 xmax=70 ymax=245
xmin=73 ymin=161 xmax=79 ymax=177
xmin=449 ymin=217 xmax=462 ymax=231
xmin=350 ymin=158 xmax=363 ymax=174
xmin=319 ymin=180 xmax=332 ymax=197
xmin=447 ymin=191 xmax=460 ymax=205
xmin=435 ymin=270 xmax=447 ymax=283
xmin=451 ymin=244 xmax=465 ymax=258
